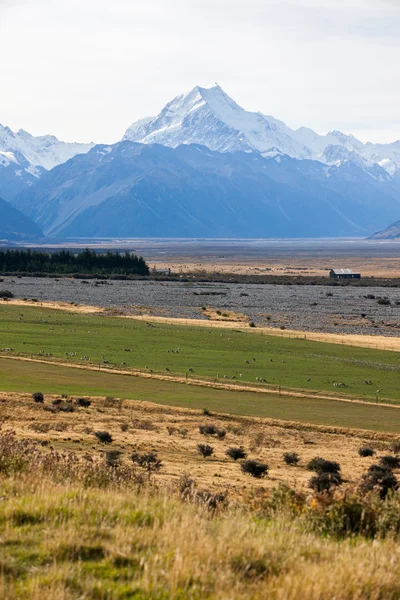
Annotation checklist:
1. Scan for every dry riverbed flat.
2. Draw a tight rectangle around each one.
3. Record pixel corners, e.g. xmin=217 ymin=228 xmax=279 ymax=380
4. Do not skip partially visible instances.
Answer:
xmin=2 ymin=276 xmax=400 ymax=336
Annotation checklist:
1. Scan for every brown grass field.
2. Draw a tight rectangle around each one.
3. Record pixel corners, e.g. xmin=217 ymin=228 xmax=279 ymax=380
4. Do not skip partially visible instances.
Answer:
xmin=1 ymin=391 xmax=398 ymax=494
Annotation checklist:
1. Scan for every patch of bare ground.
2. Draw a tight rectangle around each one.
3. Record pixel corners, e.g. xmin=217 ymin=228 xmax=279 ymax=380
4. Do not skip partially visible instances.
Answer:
xmin=0 ymin=391 xmax=398 ymax=494
xmin=201 ymin=307 xmax=248 ymax=322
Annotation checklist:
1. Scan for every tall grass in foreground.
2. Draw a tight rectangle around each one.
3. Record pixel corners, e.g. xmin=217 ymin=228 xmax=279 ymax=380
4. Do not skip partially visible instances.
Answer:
xmin=2 ymin=430 xmax=400 ymax=599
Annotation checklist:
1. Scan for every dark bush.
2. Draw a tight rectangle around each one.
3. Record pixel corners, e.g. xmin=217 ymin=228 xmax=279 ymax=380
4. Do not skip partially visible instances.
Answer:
xmin=59 ymin=404 xmax=74 ymax=413
xmin=360 ymin=464 xmax=399 ymax=499
xmin=199 ymin=424 xmax=217 ymax=435
xmin=203 ymin=408 xmax=211 ymax=416
xmin=76 ymin=397 xmax=91 ymax=408
xmin=226 ymin=447 xmax=247 ymax=461
xmin=380 ymin=455 xmax=400 ymax=469
xmin=197 ymin=444 xmax=214 ymax=458
xmin=307 ymin=457 xmax=341 ymax=474
xmin=309 ymin=472 xmax=342 ymax=492
xmin=283 ymin=452 xmax=300 ymax=466
xmin=241 ymin=459 xmax=268 ymax=479
xmin=131 ymin=451 xmax=162 ymax=473
xmin=105 ymin=450 xmax=122 ymax=467
xmin=32 ymin=392 xmax=44 ymax=403
xmin=377 ymin=297 xmax=391 ymax=306
xmin=0 ymin=290 xmax=14 ymax=299
xmin=199 ymin=424 xmax=225 ymax=438
xmin=249 ymin=322 xmax=256 ymax=328
xmin=52 ymin=398 xmax=63 ymax=406
xmin=358 ymin=447 xmax=375 ymax=457
xmin=94 ymin=431 xmax=113 ymax=444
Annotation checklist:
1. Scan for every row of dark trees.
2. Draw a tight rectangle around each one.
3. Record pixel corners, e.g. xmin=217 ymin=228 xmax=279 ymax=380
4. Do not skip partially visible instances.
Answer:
xmin=0 ymin=249 xmax=149 ymax=275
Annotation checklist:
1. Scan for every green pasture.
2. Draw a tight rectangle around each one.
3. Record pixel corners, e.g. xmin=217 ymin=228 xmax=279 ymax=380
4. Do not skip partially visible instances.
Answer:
xmin=2 ymin=357 xmax=400 ymax=432
xmin=0 ymin=304 xmax=399 ymax=402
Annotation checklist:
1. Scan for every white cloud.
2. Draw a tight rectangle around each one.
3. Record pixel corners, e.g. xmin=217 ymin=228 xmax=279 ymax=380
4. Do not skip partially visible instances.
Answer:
xmin=0 ymin=0 xmax=399 ymax=144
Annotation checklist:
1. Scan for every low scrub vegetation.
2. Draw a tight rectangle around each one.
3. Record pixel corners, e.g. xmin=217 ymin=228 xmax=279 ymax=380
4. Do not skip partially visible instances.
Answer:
xmin=241 ymin=459 xmax=268 ymax=478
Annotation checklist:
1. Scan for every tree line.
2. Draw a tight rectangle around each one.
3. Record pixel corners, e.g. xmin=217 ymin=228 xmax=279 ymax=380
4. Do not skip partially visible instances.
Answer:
xmin=0 ymin=249 xmax=149 ymax=275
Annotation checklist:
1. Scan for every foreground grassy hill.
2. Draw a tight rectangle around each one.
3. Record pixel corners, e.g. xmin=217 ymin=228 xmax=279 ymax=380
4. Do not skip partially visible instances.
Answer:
xmin=1 ymin=393 xmax=400 ymax=599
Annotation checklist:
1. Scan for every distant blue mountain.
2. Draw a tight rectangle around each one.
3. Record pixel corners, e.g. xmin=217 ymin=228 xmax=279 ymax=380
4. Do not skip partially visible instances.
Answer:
xmin=11 ymin=141 xmax=400 ymax=238
xmin=0 ymin=196 xmax=42 ymax=241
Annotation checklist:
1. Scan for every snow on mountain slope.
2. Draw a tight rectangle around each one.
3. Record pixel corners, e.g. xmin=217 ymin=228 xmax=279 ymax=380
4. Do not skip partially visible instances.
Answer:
xmin=0 ymin=124 xmax=94 ymax=171
xmin=124 ymin=84 xmax=400 ymax=174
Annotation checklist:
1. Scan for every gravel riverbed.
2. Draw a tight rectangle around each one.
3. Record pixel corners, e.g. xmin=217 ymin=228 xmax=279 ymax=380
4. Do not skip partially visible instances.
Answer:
xmin=1 ymin=276 xmax=400 ymax=337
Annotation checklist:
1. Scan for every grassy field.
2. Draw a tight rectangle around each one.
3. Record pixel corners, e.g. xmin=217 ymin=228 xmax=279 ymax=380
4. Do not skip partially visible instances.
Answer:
xmin=2 ymin=358 xmax=400 ymax=432
xmin=0 ymin=304 xmax=399 ymax=403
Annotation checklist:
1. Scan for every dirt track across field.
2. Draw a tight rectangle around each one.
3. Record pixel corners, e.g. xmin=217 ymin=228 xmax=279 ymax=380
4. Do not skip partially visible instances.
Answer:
xmin=1 ymin=353 xmax=398 ymax=411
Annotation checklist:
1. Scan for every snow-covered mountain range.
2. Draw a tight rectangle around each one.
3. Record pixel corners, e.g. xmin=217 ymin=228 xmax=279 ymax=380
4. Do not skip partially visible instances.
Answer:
xmin=2 ymin=83 xmax=400 ymax=239
xmin=0 ymin=124 xmax=93 ymax=200
xmin=124 ymin=84 xmax=400 ymax=174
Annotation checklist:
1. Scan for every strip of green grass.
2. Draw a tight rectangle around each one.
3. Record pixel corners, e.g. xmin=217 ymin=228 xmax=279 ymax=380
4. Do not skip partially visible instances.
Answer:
xmin=0 ymin=304 xmax=398 ymax=402
xmin=1 ymin=357 xmax=400 ymax=433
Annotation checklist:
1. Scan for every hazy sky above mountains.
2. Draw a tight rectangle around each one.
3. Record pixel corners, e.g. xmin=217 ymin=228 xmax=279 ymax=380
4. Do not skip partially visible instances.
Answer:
xmin=1 ymin=0 xmax=399 ymax=144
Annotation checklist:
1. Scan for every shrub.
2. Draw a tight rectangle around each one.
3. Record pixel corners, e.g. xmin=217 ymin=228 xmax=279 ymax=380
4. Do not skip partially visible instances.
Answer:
xmin=307 ymin=457 xmax=340 ymax=474
xmin=283 ymin=452 xmax=300 ymax=466
xmin=120 ymin=423 xmax=129 ymax=432
xmin=0 ymin=290 xmax=14 ymax=299
xmin=32 ymin=392 xmax=44 ymax=403
xmin=309 ymin=472 xmax=342 ymax=492
xmin=76 ymin=397 xmax=91 ymax=408
xmin=203 ymin=408 xmax=211 ymax=416
xmin=59 ymin=404 xmax=75 ymax=413
xmin=131 ymin=452 xmax=162 ymax=473
xmin=94 ymin=431 xmax=113 ymax=444
xmin=226 ymin=447 xmax=247 ymax=461
xmin=197 ymin=444 xmax=214 ymax=458
xmin=216 ymin=428 xmax=226 ymax=440
xmin=390 ymin=441 xmax=400 ymax=454
xmin=377 ymin=297 xmax=391 ymax=306
xmin=358 ymin=447 xmax=375 ymax=457
xmin=241 ymin=459 xmax=268 ymax=478
xmin=360 ymin=464 xmax=399 ymax=499
xmin=380 ymin=455 xmax=400 ymax=469
xmin=199 ymin=424 xmax=217 ymax=435
xmin=249 ymin=322 xmax=256 ymax=328
xmin=105 ymin=450 xmax=122 ymax=467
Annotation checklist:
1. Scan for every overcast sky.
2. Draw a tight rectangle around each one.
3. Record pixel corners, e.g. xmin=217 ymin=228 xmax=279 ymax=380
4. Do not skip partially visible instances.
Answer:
xmin=1 ymin=0 xmax=399 ymax=144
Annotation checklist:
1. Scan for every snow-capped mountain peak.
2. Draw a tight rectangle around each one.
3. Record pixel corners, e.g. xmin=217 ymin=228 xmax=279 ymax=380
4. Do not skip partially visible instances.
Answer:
xmin=123 ymin=84 xmax=400 ymax=175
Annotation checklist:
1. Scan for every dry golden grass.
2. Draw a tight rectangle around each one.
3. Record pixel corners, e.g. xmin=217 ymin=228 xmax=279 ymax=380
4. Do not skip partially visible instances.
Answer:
xmin=0 ymin=391 xmax=397 ymax=495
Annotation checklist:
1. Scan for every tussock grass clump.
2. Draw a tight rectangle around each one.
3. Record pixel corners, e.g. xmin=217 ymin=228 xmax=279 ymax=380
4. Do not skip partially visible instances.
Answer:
xmin=358 ymin=446 xmax=375 ymax=457
xmin=94 ymin=431 xmax=113 ymax=444
xmin=105 ymin=450 xmax=122 ymax=467
xmin=241 ymin=459 xmax=268 ymax=479
xmin=283 ymin=452 xmax=300 ymax=466
xmin=226 ymin=447 xmax=247 ymax=461
xmin=197 ymin=444 xmax=214 ymax=458
xmin=32 ymin=391 xmax=44 ymax=403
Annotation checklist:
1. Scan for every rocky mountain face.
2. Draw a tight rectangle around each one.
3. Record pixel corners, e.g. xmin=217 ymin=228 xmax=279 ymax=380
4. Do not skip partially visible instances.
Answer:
xmin=0 ymin=196 xmax=43 ymax=241
xmin=12 ymin=141 xmax=400 ymax=239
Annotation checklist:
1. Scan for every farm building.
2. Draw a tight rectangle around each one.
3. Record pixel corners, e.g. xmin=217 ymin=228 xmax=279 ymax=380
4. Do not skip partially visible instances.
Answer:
xmin=329 ymin=268 xmax=361 ymax=280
